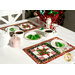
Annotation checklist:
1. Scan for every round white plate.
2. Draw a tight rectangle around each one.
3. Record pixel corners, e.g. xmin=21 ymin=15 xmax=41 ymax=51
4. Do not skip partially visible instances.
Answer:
xmin=5 ymin=26 xmax=20 ymax=32
xmin=24 ymin=31 xmax=42 ymax=41
xmin=50 ymin=39 xmax=68 ymax=48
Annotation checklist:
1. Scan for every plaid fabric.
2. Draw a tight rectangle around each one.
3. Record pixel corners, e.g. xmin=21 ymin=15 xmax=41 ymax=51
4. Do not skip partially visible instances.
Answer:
xmin=23 ymin=37 xmax=75 ymax=64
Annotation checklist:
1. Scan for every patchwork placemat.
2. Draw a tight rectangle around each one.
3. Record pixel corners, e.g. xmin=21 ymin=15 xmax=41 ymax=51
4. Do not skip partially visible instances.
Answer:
xmin=23 ymin=37 xmax=75 ymax=64
xmin=18 ymin=21 xmax=40 ymax=32
xmin=0 ymin=21 xmax=40 ymax=32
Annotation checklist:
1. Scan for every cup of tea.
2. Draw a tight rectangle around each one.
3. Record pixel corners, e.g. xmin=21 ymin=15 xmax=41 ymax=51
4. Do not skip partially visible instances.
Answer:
xmin=44 ymin=29 xmax=53 ymax=36
xmin=15 ymin=30 xmax=24 ymax=39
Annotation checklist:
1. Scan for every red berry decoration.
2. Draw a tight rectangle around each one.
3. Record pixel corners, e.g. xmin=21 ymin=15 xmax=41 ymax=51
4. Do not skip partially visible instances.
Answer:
xmin=50 ymin=25 xmax=53 ymax=29
xmin=59 ymin=10 xmax=64 ymax=15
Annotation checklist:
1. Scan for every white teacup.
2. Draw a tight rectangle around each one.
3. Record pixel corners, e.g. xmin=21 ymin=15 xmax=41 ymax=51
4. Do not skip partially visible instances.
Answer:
xmin=43 ymin=29 xmax=53 ymax=37
xmin=15 ymin=30 xmax=24 ymax=39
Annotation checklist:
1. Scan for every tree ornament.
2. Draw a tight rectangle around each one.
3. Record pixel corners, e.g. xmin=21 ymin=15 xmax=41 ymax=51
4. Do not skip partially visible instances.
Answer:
xmin=50 ymin=25 xmax=53 ymax=29
xmin=39 ymin=10 xmax=45 ymax=15
xmin=54 ymin=12 xmax=59 ymax=16
xmin=48 ymin=10 xmax=59 ymax=16
xmin=48 ymin=10 xmax=53 ymax=14
xmin=50 ymin=25 xmax=56 ymax=31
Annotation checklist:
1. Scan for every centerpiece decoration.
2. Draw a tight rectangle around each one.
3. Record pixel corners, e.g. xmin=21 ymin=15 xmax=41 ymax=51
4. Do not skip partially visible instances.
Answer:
xmin=37 ymin=10 xmax=64 ymax=25
xmin=37 ymin=10 xmax=64 ymax=31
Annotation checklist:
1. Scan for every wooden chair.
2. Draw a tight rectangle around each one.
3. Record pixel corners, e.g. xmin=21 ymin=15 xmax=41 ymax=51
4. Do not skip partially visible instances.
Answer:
xmin=0 ymin=10 xmax=25 ymax=27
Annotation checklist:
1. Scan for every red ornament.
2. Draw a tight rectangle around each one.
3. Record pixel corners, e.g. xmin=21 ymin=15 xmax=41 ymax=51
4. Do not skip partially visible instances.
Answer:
xmin=50 ymin=25 xmax=53 ymax=29
xmin=50 ymin=25 xmax=56 ymax=31
xmin=59 ymin=10 xmax=64 ymax=15
xmin=52 ymin=14 xmax=59 ymax=23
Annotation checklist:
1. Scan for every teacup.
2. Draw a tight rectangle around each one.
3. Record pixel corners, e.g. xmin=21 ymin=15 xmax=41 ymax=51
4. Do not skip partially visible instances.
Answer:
xmin=44 ymin=29 xmax=53 ymax=36
xmin=15 ymin=30 xmax=24 ymax=39
xmin=45 ymin=29 xmax=53 ymax=33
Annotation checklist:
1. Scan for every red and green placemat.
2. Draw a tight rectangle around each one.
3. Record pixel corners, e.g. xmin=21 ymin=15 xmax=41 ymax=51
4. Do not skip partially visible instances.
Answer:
xmin=0 ymin=21 xmax=40 ymax=32
xmin=23 ymin=37 xmax=75 ymax=64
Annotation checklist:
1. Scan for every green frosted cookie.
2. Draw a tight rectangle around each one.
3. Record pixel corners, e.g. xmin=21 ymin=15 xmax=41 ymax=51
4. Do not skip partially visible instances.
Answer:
xmin=27 ymin=34 xmax=32 ymax=39
xmin=10 ymin=28 xmax=15 ymax=31
xmin=27 ymin=34 xmax=40 ymax=40
xmin=31 ymin=35 xmax=36 ymax=40
xmin=55 ymin=42 xmax=65 ymax=47
xmin=35 ymin=34 xmax=40 ymax=38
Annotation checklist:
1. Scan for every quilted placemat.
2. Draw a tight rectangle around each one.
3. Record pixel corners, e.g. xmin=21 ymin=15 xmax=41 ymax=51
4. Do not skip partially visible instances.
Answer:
xmin=0 ymin=21 xmax=40 ymax=32
xmin=23 ymin=37 xmax=75 ymax=64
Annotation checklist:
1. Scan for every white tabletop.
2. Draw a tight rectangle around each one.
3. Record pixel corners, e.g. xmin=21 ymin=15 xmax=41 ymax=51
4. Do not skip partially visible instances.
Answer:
xmin=0 ymin=17 xmax=75 ymax=64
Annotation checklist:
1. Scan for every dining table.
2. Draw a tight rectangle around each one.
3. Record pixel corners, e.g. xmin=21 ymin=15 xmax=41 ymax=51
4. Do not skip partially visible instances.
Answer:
xmin=0 ymin=17 xmax=75 ymax=64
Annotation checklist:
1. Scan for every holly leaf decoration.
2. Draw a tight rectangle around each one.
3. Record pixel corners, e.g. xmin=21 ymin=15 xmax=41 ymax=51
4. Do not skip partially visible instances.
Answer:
xmin=44 ymin=52 xmax=49 ymax=54
xmin=37 ymin=47 xmax=50 ymax=56
xmin=43 ymin=48 xmax=47 ymax=52
xmin=48 ymin=10 xmax=59 ymax=16
xmin=37 ymin=49 xmax=42 ymax=52
xmin=27 ymin=24 xmax=29 ymax=27
xmin=23 ymin=25 xmax=26 ymax=28
xmin=54 ymin=12 xmax=59 ymax=16
xmin=40 ymin=52 xmax=43 ymax=55
xmin=48 ymin=10 xmax=53 ymax=15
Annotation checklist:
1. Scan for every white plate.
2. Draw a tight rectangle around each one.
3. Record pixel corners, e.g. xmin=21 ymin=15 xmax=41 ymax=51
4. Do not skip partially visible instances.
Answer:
xmin=50 ymin=39 xmax=68 ymax=48
xmin=24 ymin=31 xmax=42 ymax=41
xmin=5 ymin=26 xmax=20 ymax=32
